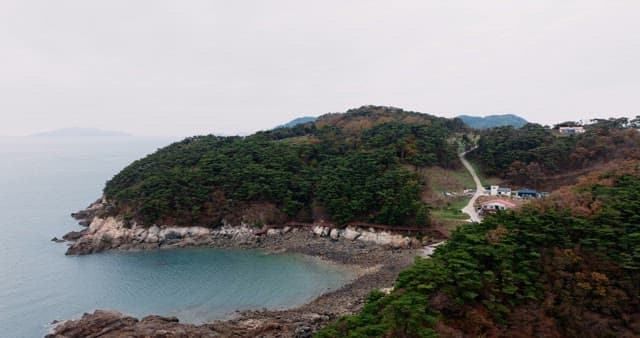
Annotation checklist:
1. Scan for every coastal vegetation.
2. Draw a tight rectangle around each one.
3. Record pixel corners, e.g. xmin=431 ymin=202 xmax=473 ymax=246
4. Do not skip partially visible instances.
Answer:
xmin=317 ymin=162 xmax=640 ymax=337
xmin=87 ymin=108 xmax=640 ymax=337
xmin=471 ymin=118 xmax=640 ymax=189
xmin=102 ymin=106 xmax=467 ymax=228
xmin=60 ymin=108 xmax=640 ymax=337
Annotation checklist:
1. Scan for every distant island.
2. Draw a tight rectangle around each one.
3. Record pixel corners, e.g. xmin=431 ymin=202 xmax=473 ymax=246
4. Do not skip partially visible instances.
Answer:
xmin=30 ymin=127 xmax=131 ymax=138
xmin=457 ymin=114 xmax=528 ymax=129
xmin=274 ymin=116 xmax=318 ymax=129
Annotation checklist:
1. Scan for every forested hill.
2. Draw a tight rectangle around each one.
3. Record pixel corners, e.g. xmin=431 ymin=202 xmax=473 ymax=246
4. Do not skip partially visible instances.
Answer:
xmin=471 ymin=118 xmax=640 ymax=189
xmin=102 ymin=106 xmax=468 ymax=227
xmin=318 ymin=162 xmax=640 ymax=337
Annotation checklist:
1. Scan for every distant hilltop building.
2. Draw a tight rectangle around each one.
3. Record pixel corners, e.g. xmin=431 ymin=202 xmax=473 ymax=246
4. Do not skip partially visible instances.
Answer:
xmin=558 ymin=126 xmax=585 ymax=134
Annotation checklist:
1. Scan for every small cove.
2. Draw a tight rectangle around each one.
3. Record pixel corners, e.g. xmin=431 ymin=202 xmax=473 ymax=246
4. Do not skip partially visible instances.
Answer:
xmin=0 ymin=137 xmax=352 ymax=337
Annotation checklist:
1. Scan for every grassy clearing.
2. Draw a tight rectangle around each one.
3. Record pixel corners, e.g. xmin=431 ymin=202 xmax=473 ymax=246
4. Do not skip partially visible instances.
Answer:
xmin=431 ymin=196 xmax=469 ymax=221
xmin=467 ymin=159 xmax=502 ymax=186
xmin=417 ymin=156 xmax=500 ymax=233
xmin=418 ymin=161 xmax=476 ymax=232
xmin=430 ymin=196 xmax=471 ymax=233
xmin=422 ymin=166 xmax=476 ymax=192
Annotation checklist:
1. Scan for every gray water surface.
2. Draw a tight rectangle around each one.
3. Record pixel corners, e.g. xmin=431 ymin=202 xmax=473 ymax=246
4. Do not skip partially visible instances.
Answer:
xmin=0 ymin=137 xmax=351 ymax=337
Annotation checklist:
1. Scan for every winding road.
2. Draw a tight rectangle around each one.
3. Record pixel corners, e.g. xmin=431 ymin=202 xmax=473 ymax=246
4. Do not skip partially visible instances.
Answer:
xmin=459 ymin=148 xmax=484 ymax=223
xmin=420 ymin=147 xmax=484 ymax=257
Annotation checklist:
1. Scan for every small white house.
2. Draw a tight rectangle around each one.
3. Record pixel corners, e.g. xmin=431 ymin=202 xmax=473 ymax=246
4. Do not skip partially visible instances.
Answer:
xmin=480 ymin=199 xmax=516 ymax=211
xmin=489 ymin=185 xmax=511 ymax=197
xmin=497 ymin=187 xmax=511 ymax=197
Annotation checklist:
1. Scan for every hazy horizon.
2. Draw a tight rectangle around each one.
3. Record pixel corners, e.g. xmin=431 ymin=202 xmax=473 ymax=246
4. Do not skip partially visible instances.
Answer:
xmin=2 ymin=1 xmax=638 ymax=137
xmin=3 ymin=110 xmax=634 ymax=139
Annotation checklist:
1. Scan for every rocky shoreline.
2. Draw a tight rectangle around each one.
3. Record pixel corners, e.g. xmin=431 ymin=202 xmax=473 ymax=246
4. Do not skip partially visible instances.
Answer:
xmin=61 ymin=213 xmax=426 ymax=256
xmin=48 ymin=203 xmax=435 ymax=337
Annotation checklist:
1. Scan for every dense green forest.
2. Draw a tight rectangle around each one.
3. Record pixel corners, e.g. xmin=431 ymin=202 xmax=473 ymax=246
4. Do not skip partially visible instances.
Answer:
xmin=472 ymin=118 xmax=640 ymax=188
xmin=102 ymin=106 xmax=466 ymax=227
xmin=317 ymin=162 xmax=640 ymax=337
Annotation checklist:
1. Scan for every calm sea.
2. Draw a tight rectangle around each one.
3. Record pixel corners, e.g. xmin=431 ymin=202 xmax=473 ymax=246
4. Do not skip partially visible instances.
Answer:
xmin=0 ymin=137 xmax=350 ymax=337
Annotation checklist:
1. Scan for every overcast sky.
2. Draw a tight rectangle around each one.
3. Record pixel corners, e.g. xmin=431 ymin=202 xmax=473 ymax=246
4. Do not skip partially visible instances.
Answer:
xmin=1 ymin=1 xmax=638 ymax=137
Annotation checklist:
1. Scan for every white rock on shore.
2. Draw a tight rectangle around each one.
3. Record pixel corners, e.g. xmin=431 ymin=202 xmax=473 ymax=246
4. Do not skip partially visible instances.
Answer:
xmin=329 ymin=228 xmax=340 ymax=240
xmin=312 ymin=225 xmax=325 ymax=236
xmin=308 ymin=225 xmax=415 ymax=248
xmin=64 ymin=216 xmax=421 ymax=255
xmin=66 ymin=217 xmax=219 ymax=255
xmin=342 ymin=227 xmax=361 ymax=241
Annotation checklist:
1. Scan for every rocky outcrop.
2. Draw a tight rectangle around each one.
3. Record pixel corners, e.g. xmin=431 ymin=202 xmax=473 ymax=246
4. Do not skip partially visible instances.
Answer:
xmin=64 ymin=216 xmax=256 ymax=255
xmin=47 ymin=310 xmax=219 ymax=338
xmin=70 ymin=199 xmax=104 ymax=226
xmin=62 ymin=230 xmax=86 ymax=241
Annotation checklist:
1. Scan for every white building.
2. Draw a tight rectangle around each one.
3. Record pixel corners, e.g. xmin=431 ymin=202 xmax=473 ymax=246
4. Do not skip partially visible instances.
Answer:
xmin=480 ymin=199 xmax=516 ymax=211
xmin=489 ymin=185 xmax=511 ymax=197
xmin=497 ymin=187 xmax=511 ymax=197
xmin=559 ymin=126 xmax=585 ymax=134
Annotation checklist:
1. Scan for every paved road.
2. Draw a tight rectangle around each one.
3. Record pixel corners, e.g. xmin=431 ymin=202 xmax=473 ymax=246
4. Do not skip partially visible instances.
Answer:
xmin=459 ymin=148 xmax=484 ymax=223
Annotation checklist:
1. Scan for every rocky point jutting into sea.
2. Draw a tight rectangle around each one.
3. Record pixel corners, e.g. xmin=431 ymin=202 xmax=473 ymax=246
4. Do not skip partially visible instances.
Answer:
xmin=49 ymin=199 xmax=436 ymax=338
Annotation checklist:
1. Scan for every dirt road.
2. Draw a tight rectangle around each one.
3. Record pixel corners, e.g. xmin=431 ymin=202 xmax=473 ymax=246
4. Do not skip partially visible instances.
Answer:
xmin=459 ymin=148 xmax=484 ymax=223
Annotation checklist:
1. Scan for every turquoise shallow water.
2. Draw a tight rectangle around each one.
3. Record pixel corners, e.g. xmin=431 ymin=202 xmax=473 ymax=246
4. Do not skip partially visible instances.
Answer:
xmin=0 ymin=137 xmax=351 ymax=337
